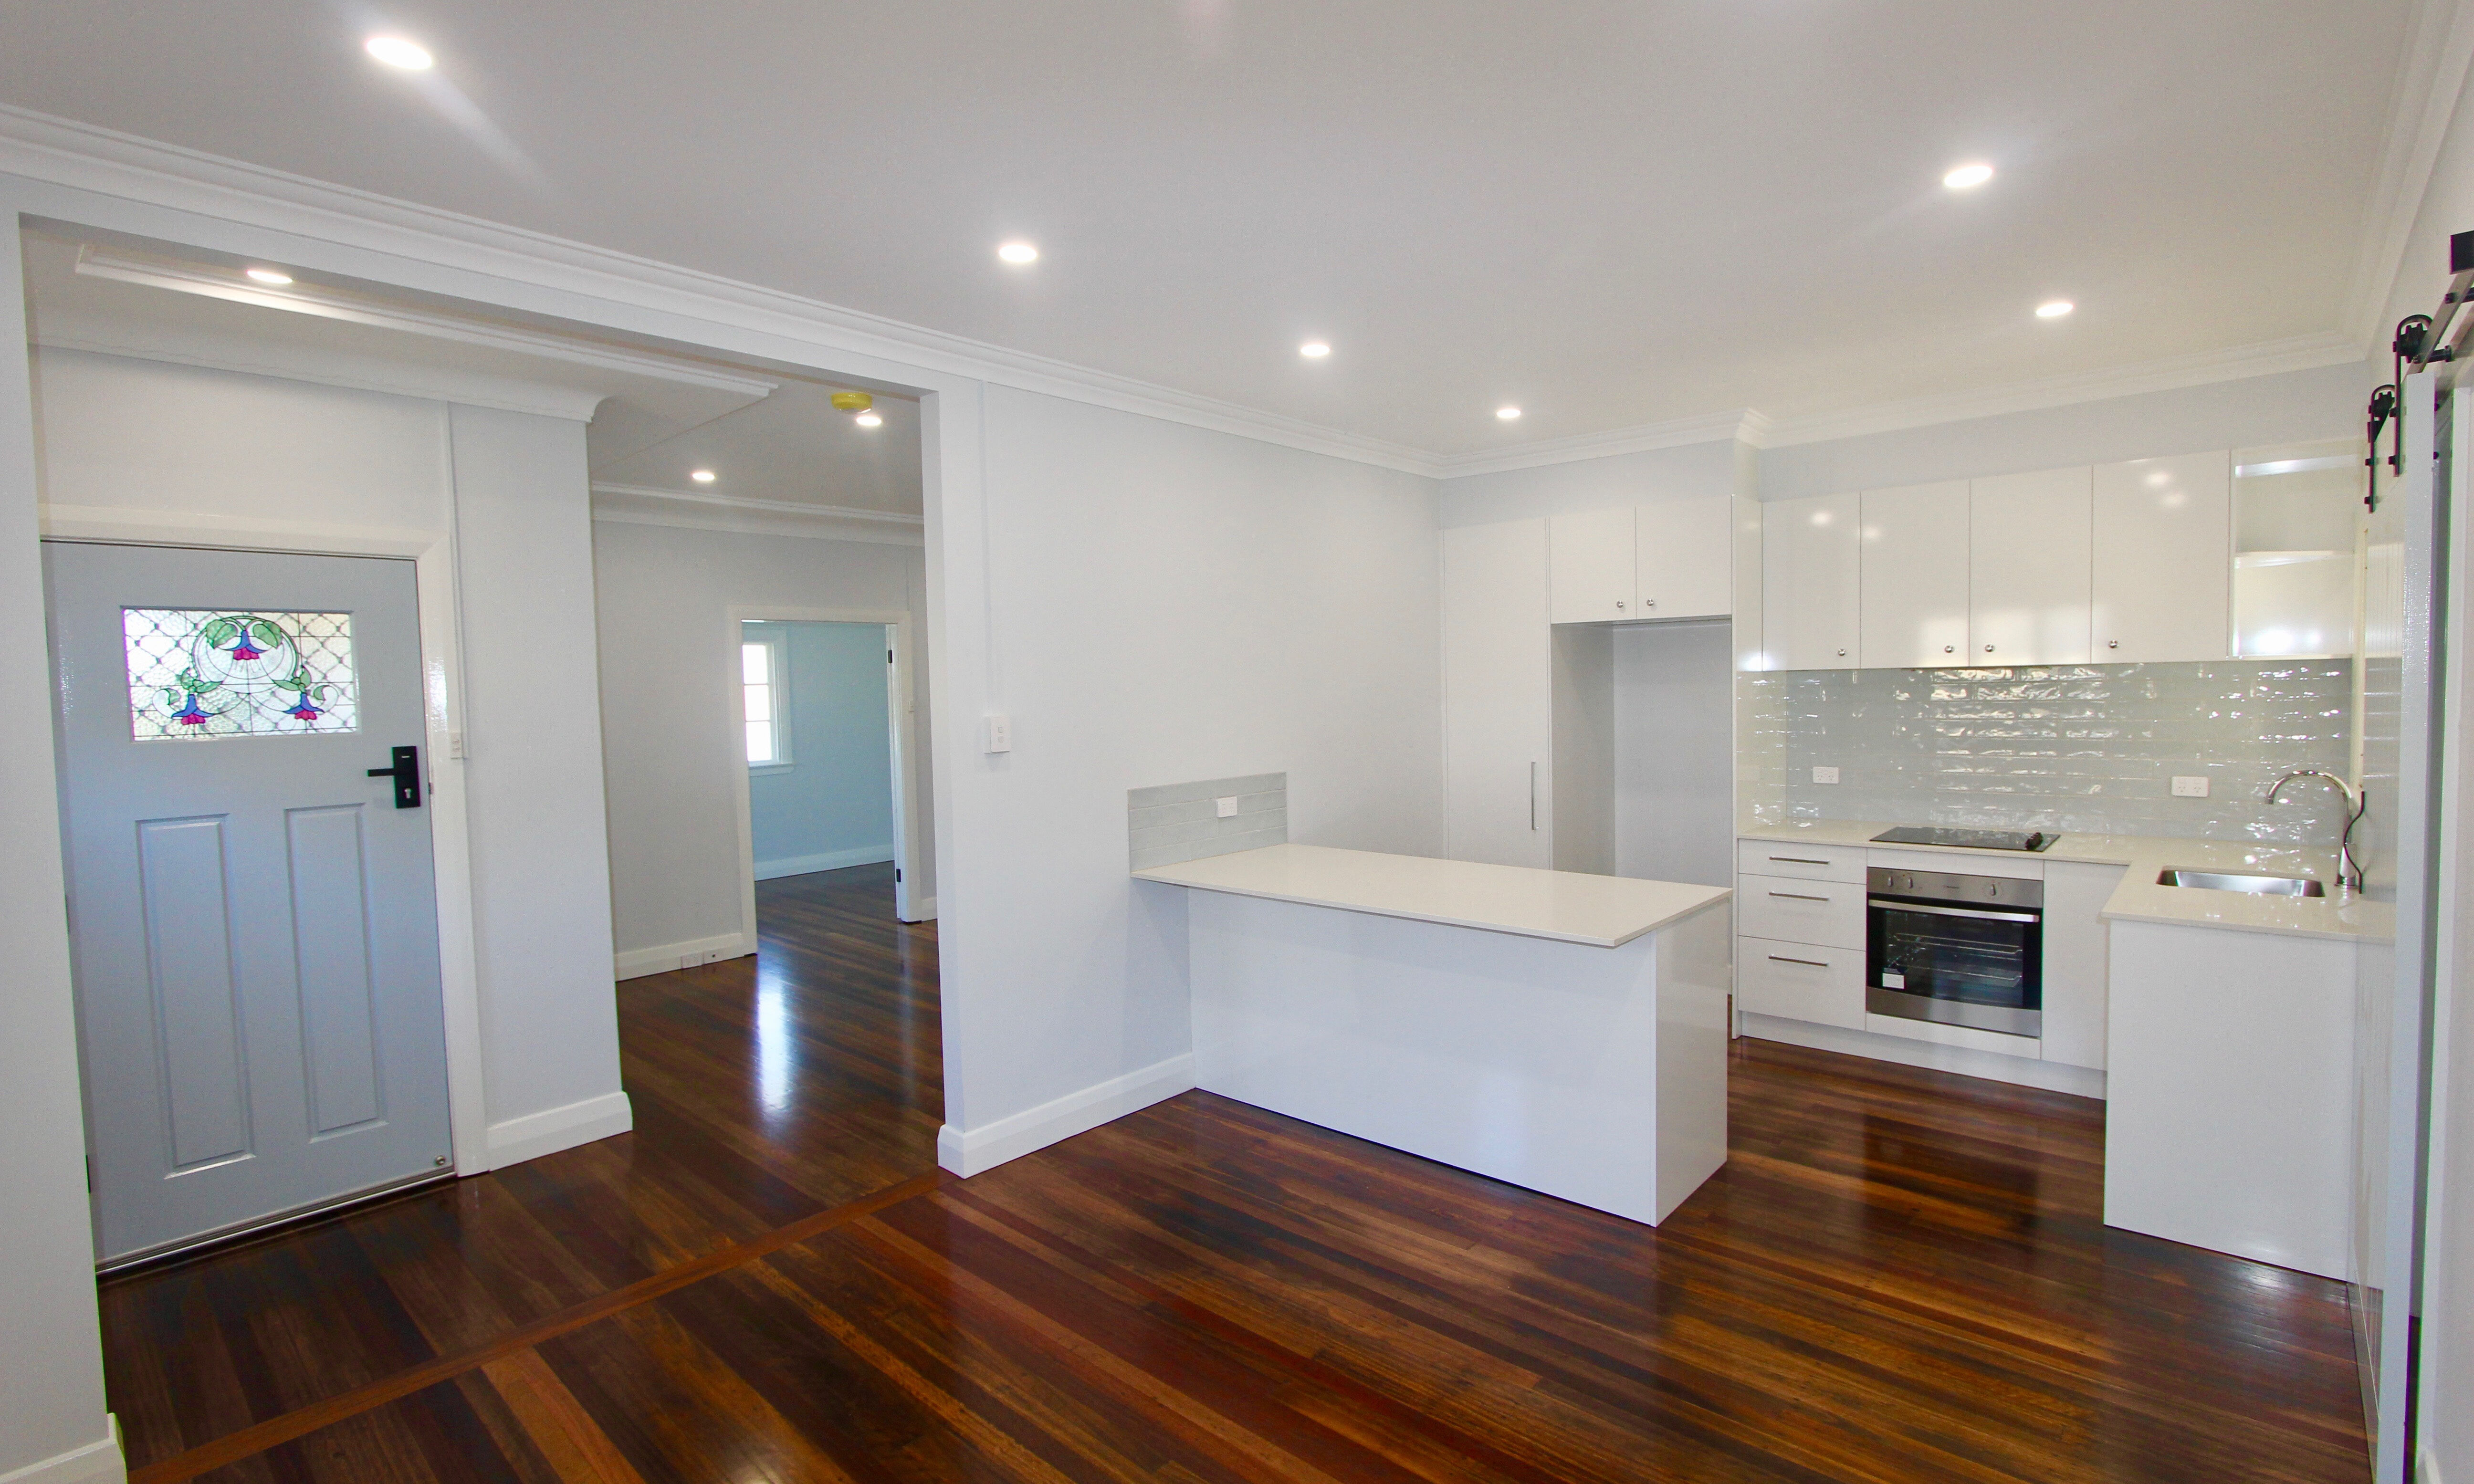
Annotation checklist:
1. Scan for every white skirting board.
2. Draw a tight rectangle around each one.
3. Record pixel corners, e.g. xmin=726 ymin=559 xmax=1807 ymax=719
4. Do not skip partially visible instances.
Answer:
xmin=1742 ymin=1014 xmax=2107 ymax=1099
xmin=753 ymin=844 xmax=896 ymax=880
xmin=937 ymin=1053 xmax=1196 ymax=1177
xmin=0 ymin=1418 xmax=123 ymax=1484
xmin=901 ymin=896 xmax=937 ymax=923
xmin=613 ymin=932 xmax=754 ymax=981
xmin=484 ymin=1090 xmax=635 ymax=1170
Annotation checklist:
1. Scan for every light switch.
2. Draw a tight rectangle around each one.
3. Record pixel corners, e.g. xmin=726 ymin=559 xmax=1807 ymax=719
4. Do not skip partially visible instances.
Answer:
xmin=2171 ymin=775 xmax=2210 ymax=797
xmin=1812 ymin=766 xmax=1840 ymax=785
xmin=1216 ymin=796 xmax=1239 ymax=818
xmin=984 ymin=714 xmax=1013 ymax=753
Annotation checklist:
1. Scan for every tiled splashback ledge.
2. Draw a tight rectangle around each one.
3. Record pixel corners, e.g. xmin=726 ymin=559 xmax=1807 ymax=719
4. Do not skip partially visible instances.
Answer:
xmin=1741 ymin=661 xmax=2353 ymax=845
xmin=1129 ymin=773 xmax=1287 ymax=870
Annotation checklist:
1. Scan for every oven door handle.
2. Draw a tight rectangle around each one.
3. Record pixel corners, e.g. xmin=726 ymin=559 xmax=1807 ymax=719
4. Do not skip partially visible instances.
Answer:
xmin=1868 ymin=898 xmax=2040 ymax=924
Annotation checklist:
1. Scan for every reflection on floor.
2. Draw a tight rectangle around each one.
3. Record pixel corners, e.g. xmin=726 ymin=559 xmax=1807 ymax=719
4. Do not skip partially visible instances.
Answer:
xmin=100 ymin=866 xmax=2367 ymax=1482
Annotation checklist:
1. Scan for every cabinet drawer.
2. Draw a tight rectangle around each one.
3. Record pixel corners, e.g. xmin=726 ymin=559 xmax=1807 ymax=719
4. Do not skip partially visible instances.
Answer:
xmin=1737 ymin=937 xmax=1865 ymax=1029
xmin=1737 ymin=839 xmax=1866 ymax=882
xmin=1738 ymin=873 xmax=1866 ymax=950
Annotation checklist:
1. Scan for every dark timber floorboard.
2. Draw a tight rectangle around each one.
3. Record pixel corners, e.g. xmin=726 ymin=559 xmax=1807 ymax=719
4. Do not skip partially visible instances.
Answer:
xmin=100 ymin=863 xmax=2368 ymax=1482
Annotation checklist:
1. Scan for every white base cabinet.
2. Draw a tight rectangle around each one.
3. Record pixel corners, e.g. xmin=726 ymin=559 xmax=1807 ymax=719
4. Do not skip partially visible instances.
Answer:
xmin=2103 ymin=919 xmax=2354 ymax=1277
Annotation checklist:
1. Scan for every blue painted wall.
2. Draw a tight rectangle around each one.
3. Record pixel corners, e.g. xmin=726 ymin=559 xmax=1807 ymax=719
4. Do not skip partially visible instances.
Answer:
xmin=746 ymin=620 xmax=894 ymax=877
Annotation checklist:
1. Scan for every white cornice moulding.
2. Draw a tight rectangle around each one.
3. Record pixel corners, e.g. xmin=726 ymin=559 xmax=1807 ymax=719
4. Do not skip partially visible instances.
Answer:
xmin=1755 ymin=331 xmax=2371 ymax=449
xmin=2344 ymin=0 xmax=2474 ymax=345
xmin=74 ymin=244 xmax=779 ymax=400
xmin=1431 ymin=408 xmax=1761 ymax=479
xmin=0 ymin=105 xmax=1440 ymax=478
xmin=588 ymin=482 xmax=925 ymax=546
xmin=34 ymin=313 xmax=609 ymax=421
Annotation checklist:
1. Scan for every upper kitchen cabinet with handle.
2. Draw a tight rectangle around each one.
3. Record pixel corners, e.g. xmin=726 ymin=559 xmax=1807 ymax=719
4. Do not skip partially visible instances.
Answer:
xmin=1858 ymin=481 xmax=1970 ymax=668
xmin=1634 ymin=495 xmax=1732 ymax=619
xmin=2092 ymin=451 xmax=2231 ymax=663
xmin=1761 ymin=491 xmax=1861 ymax=669
xmin=1548 ymin=506 xmax=1636 ymax=624
xmin=1970 ymin=468 xmax=2092 ymax=665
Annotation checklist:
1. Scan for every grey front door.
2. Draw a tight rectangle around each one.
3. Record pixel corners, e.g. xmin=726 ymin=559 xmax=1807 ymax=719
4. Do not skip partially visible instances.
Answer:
xmin=45 ymin=541 xmax=453 ymax=1265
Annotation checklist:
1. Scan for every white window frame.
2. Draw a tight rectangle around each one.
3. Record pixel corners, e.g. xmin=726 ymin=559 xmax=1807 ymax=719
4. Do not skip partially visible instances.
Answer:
xmin=742 ymin=627 xmax=793 ymax=772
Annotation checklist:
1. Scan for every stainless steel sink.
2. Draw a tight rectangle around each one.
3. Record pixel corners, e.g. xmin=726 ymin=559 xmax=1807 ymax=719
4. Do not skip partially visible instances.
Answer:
xmin=2156 ymin=869 xmax=2325 ymax=897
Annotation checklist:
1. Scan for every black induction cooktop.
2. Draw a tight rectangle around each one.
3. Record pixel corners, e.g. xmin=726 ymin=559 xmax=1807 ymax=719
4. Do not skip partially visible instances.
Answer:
xmin=1869 ymin=826 xmax=2057 ymax=852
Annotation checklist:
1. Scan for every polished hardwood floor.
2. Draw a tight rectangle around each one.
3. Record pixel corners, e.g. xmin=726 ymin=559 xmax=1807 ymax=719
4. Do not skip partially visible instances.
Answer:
xmin=100 ymin=864 xmax=2369 ymax=1482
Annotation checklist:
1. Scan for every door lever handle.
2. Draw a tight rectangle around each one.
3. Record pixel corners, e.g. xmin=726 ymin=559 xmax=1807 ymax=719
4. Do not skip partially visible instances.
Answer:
xmin=367 ymin=745 xmax=422 ymax=809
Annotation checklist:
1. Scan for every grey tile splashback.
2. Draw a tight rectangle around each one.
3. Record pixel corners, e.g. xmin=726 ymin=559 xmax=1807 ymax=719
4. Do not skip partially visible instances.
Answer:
xmin=1741 ymin=662 xmax=2354 ymax=845
xmin=1129 ymin=773 xmax=1287 ymax=870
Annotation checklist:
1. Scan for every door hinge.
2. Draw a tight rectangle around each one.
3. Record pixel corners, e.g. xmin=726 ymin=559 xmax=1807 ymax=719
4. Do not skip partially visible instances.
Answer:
xmin=895 ymin=868 xmax=902 ymax=883
xmin=888 ymin=650 xmax=894 ymax=663
xmin=85 ymin=1156 xmax=93 ymax=1193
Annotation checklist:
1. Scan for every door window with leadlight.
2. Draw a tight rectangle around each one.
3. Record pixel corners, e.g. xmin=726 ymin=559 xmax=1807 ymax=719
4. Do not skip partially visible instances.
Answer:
xmin=123 ymin=608 xmax=360 ymax=741
xmin=743 ymin=633 xmax=791 ymax=767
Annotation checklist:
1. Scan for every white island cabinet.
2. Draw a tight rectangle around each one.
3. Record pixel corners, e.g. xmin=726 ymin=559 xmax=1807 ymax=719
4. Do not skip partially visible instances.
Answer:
xmin=1136 ymin=844 xmax=1734 ymax=1226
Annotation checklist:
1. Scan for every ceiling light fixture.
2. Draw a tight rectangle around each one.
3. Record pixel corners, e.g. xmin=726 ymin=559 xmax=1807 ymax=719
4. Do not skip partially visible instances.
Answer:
xmin=1300 ymin=341 xmax=1331 ymax=358
xmin=1496 ymin=406 xmax=1523 ymax=421
xmin=691 ymin=469 xmax=717 ymax=483
xmin=996 ymin=240 xmax=1039 ymax=265
xmin=364 ymin=35 xmax=434 ymax=70
xmin=1942 ymin=162 xmax=1994 ymax=190
xmin=244 ymin=267 xmax=294 ymax=286
xmin=2035 ymin=299 xmax=2075 ymax=319
xmin=855 ymin=411 xmax=882 ymax=428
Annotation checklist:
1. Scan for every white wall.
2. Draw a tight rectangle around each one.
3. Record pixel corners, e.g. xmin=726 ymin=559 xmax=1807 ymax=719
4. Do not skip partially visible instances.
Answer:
xmin=29 ymin=350 xmax=626 ymax=1155
xmin=591 ymin=519 xmax=932 ymax=960
xmin=0 ymin=233 xmax=119 ymax=1484
xmin=746 ymin=620 xmax=897 ymax=876
xmin=1441 ymin=439 xmax=1743 ymax=526
xmin=933 ymin=386 xmax=1442 ymax=1163
xmin=1614 ymin=620 xmax=1736 ymax=888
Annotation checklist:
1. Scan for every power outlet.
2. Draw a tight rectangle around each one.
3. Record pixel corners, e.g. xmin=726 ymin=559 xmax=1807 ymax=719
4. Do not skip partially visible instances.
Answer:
xmin=1812 ymin=766 xmax=1841 ymax=785
xmin=1216 ymin=796 xmax=1239 ymax=818
xmin=2171 ymin=775 xmax=2211 ymax=798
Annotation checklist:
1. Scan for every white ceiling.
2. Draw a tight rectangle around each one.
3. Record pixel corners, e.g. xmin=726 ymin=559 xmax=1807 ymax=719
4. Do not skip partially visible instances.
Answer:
xmin=0 ymin=1 xmax=2425 ymax=456
xmin=20 ymin=230 xmax=925 ymax=514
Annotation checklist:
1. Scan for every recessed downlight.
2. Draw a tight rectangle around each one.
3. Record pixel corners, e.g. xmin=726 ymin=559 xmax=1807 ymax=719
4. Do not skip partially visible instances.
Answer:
xmin=364 ymin=35 xmax=434 ymax=70
xmin=1942 ymin=162 xmax=1994 ymax=191
xmin=1496 ymin=406 xmax=1523 ymax=421
xmin=996 ymin=240 xmax=1039 ymax=265
xmin=2035 ymin=299 xmax=2076 ymax=319
xmin=690 ymin=469 xmax=717 ymax=483
xmin=854 ymin=411 xmax=883 ymax=428
xmin=244 ymin=267 xmax=294 ymax=286
xmin=1300 ymin=341 xmax=1331 ymax=359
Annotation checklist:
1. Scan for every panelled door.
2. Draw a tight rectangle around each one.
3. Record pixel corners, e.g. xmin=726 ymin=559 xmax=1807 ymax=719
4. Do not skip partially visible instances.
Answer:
xmin=45 ymin=541 xmax=453 ymax=1265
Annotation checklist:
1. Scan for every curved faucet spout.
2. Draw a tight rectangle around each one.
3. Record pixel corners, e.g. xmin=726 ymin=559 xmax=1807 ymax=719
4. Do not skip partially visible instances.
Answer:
xmin=2264 ymin=771 xmax=2365 ymax=891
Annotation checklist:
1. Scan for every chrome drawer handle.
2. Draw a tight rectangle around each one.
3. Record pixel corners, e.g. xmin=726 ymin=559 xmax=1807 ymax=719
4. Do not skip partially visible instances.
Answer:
xmin=1767 ymin=954 xmax=1831 ymax=968
xmin=1768 ymin=855 xmax=1830 ymax=865
xmin=1767 ymin=891 xmax=1830 ymax=901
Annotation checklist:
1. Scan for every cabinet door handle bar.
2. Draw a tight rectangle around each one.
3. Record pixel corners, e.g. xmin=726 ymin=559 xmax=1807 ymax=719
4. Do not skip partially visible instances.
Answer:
xmin=1768 ymin=855 xmax=1830 ymax=865
xmin=1767 ymin=891 xmax=1830 ymax=901
xmin=1767 ymin=954 xmax=1831 ymax=968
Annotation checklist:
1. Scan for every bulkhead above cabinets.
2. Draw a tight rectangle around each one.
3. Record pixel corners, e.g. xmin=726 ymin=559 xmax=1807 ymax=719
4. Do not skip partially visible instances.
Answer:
xmin=1546 ymin=494 xmax=1734 ymax=624
xmin=1755 ymin=445 xmax=2357 ymax=672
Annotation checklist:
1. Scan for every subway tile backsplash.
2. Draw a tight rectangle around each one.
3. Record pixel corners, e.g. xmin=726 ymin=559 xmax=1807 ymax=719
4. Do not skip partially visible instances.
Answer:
xmin=1128 ymin=773 xmax=1288 ymax=870
xmin=1741 ymin=661 xmax=2353 ymax=844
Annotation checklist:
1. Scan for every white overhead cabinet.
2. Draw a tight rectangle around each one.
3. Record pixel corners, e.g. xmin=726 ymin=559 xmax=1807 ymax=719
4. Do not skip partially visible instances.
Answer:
xmin=1760 ymin=492 xmax=1860 ymax=669
xmin=1969 ymin=467 xmax=2092 ymax=665
xmin=2090 ymin=451 xmax=2232 ymax=663
xmin=1633 ymin=497 xmax=1734 ymax=620
xmin=1444 ymin=519 xmax=1553 ymax=867
xmin=1858 ymin=481 xmax=1970 ymax=668
xmin=1548 ymin=506 xmax=1636 ymax=624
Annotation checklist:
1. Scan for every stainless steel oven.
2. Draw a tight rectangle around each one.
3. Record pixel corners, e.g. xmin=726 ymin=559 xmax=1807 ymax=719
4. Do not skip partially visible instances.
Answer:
xmin=1866 ymin=867 xmax=2042 ymax=1038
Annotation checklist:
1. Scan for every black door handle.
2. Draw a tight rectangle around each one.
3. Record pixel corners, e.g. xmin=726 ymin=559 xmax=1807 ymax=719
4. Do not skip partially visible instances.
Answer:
xmin=367 ymin=745 xmax=422 ymax=809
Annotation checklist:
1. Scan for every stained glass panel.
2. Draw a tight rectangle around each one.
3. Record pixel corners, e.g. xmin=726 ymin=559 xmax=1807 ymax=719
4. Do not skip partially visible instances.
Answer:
xmin=123 ymin=608 xmax=361 ymax=741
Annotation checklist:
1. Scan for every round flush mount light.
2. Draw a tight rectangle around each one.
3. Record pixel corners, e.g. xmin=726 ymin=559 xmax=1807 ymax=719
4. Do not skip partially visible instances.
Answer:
xmin=1496 ymin=406 xmax=1523 ymax=421
xmin=855 ymin=411 xmax=883 ymax=428
xmin=364 ymin=35 xmax=434 ymax=70
xmin=1942 ymin=162 xmax=1994 ymax=191
xmin=1299 ymin=341 xmax=1331 ymax=359
xmin=244 ymin=267 xmax=294 ymax=286
xmin=2035 ymin=299 xmax=2076 ymax=319
xmin=996 ymin=240 xmax=1039 ymax=265
xmin=690 ymin=469 xmax=717 ymax=483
